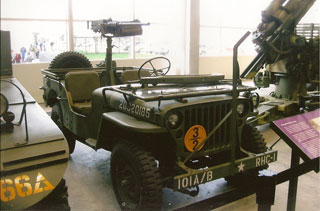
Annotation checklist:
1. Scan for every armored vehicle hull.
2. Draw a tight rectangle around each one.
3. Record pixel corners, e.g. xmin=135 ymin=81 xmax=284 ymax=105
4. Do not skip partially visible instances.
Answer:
xmin=1 ymin=77 xmax=69 ymax=209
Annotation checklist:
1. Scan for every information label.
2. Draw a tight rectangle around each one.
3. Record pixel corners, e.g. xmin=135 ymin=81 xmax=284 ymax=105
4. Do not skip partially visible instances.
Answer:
xmin=272 ymin=110 xmax=320 ymax=160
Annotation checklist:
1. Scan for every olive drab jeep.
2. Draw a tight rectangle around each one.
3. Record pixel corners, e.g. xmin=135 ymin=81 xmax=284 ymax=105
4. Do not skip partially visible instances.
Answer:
xmin=41 ymin=21 xmax=277 ymax=210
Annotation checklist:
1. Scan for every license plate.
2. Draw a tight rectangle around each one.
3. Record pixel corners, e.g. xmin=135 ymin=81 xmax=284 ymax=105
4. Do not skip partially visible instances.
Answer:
xmin=174 ymin=170 xmax=214 ymax=190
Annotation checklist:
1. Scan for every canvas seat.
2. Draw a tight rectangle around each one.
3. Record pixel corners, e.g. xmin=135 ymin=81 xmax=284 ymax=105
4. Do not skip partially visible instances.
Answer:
xmin=121 ymin=69 xmax=151 ymax=83
xmin=65 ymin=71 xmax=100 ymax=115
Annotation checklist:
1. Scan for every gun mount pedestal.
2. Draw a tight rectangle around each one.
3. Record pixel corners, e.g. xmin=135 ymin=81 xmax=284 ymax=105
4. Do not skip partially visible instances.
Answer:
xmin=104 ymin=36 xmax=114 ymax=86
xmin=274 ymin=75 xmax=307 ymax=100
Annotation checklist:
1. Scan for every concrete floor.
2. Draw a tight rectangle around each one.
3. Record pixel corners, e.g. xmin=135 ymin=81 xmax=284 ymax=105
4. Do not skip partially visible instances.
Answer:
xmin=61 ymin=123 xmax=320 ymax=211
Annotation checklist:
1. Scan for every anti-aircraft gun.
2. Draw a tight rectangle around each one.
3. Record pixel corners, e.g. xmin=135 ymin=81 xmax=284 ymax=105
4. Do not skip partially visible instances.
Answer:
xmin=241 ymin=0 xmax=319 ymax=125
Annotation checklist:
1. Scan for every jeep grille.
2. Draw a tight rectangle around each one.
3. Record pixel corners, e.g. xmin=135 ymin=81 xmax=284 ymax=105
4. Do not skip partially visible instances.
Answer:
xmin=183 ymin=101 xmax=232 ymax=154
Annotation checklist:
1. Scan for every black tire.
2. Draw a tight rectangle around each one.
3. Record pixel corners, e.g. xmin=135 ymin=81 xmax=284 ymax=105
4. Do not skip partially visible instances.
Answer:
xmin=51 ymin=103 xmax=76 ymax=154
xmin=27 ymin=178 xmax=70 ymax=210
xmin=225 ymin=124 xmax=267 ymax=186
xmin=111 ymin=141 xmax=163 ymax=210
xmin=241 ymin=124 xmax=267 ymax=153
xmin=49 ymin=51 xmax=92 ymax=69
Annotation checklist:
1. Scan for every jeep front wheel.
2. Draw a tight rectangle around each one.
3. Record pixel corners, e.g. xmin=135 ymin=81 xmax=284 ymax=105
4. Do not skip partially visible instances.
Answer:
xmin=51 ymin=103 xmax=76 ymax=154
xmin=111 ymin=141 xmax=162 ymax=210
xmin=225 ymin=124 xmax=267 ymax=185
xmin=241 ymin=124 xmax=267 ymax=153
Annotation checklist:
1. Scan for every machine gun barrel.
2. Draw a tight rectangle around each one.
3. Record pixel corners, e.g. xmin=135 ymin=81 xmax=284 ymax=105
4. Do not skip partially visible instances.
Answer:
xmin=88 ymin=19 xmax=149 ymax=37
xmin=241 ymin=0 xmax=316 ymax=79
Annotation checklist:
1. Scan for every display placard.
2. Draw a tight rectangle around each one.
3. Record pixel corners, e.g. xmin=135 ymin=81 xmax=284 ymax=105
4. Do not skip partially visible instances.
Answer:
xmin=271 ymin=110 xmax=320 ymax=160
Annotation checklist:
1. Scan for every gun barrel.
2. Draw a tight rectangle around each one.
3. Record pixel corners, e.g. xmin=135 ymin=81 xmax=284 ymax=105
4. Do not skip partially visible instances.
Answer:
xmin=240 ymin=0 xmax=316 ymax=79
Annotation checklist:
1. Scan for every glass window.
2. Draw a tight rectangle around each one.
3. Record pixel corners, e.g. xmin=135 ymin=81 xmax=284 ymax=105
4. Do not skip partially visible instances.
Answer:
xmin=135 ymin=25 xmax=170 ymax=58
xmin=299 ymin=0 xmax=320 ymax=23
xmin=134 ymin=0 xmax=177 ymax=23
xmin=200 ymin=0 xmax=271 ymax=56
xmin=72 ymin=0 xmax=133 ymax=59
xmin=72 ymin=0 xmax=132 ymax=20
xmin=72 ymin=0 xmax=185 ymax=67
xmin=134 ymin=0 xmax=185 ymax=60
xmin=1 ymin=21 xmax=68 ymax=63
xmin=1 ymin=0 xmax=68 ymax=19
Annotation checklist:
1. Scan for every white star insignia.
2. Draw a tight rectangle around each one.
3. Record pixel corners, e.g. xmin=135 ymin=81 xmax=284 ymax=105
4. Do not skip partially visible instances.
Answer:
xmin=238 ymin=162 xmax=245 ymax=172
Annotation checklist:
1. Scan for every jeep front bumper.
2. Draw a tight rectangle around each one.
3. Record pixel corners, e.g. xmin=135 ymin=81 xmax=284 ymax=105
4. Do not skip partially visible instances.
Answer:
xmin=173 ymin=150 xmax=277 ymax=190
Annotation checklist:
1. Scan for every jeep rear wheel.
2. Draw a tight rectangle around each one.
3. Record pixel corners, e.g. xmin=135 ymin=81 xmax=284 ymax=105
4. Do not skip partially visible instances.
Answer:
xmin=49 ymin=51 xmax=92 ymax=69
xmin=111 ymin=141 xmax=162 ymax=210
xmin=51 ymin=104 xmax=76 ymax=154
xmin=225 ymin=124 xmax=267 ymax=185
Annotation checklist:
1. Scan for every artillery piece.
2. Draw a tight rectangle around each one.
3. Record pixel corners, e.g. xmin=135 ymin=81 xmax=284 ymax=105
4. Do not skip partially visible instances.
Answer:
xmin=241 ymin=0 xmax=319 ymax=125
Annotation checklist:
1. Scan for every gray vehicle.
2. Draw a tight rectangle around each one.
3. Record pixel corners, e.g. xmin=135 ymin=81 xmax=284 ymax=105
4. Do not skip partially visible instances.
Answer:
xmin=1 ymin=30 xmax=69 ymax=210
xmin=41 ymin=20 xmax=277 ymax=210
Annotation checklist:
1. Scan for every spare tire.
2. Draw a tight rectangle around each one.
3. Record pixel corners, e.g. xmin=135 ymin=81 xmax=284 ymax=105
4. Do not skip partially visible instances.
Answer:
xmin=49 ymin=51 xmax=92 ymax=69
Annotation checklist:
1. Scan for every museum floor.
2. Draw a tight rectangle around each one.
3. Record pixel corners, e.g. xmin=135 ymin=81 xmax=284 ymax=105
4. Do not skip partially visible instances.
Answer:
xmin=57 ymin=123 xmax=319 ymax=211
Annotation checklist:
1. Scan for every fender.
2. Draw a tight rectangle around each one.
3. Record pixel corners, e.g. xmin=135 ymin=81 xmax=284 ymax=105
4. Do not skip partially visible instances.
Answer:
xmin=96 ymin=111 xmax=167 ymax=150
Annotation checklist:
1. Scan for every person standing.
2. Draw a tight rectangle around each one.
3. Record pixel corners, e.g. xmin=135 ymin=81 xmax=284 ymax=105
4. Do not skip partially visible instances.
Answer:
xmin=15 ymin=53 xmax=21 ymax=63
xmin=20 ymin=46 xmax=27 ymax=62
xmin=34 ymin=45 xmax=40 ymax=59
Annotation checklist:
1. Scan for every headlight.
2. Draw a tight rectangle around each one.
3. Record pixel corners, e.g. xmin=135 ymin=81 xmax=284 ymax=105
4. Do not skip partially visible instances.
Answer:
xmin=167 ymin=112 xmax=182 ymax=129
xmin=3 ymin=111 xmax=15 ymax=122
xmin=237 ymin=102 xmax=250 ymax=117
xmin=237 ymin=103 xmax=245 ymax=115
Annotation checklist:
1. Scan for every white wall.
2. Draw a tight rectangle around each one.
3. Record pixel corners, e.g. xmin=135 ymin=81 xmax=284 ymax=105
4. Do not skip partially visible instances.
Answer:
xmin=199 ymin=56 xmax=255 ymax=79
xmin=13 ymin=63 xmax=49 ymax=103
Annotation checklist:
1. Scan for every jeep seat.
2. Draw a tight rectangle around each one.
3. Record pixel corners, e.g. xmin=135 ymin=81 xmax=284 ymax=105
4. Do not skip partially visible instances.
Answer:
xmin=121 ymin=69 xmax=151 ymax=83
xmin=65 ymin=71 xmax=100 ymax=115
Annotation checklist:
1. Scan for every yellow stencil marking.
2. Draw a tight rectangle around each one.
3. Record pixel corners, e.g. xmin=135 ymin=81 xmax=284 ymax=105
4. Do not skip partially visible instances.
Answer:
xmin=33 ymin=172 xmax=54 ymax=194
xmin=1 ymin=172 xmax=55 ymax=202
xmin=15 ymin=175 xmax=32 ymax=197
xmin=1 ymin=179 xmax=16 ymax=202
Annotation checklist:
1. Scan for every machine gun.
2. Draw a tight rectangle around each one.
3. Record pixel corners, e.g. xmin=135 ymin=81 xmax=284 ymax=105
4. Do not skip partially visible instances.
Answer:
xmin=88 ymin=18 xmax=149 ymax=37
xmin=88 ymin=19 xmax=149 ymax=85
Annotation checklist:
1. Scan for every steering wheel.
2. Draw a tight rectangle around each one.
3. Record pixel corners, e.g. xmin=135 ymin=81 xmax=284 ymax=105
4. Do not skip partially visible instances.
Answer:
xmin=138 ymin=57 xmax=171 ymax=79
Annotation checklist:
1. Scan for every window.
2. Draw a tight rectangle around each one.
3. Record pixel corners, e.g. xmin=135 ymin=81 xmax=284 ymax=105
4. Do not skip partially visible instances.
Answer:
xmin=1 ymin=0 xmax=185 ymax=69
xmin=200 ymin=0 xmax=320 ymax=57
xmin=1 ymin=0 xmax=68 ymax=19
xmin=1 ymin=0 xmax=69 ymax=63
xmin=72 ymin=0 xmax=133 ymax=59
xmin=72 ymin=0 xmax=186 ymax=63
xmin=200 ymin=0 xmax=271 ymax=57
xmin=134 ymin=0 xmax=185 ymax=59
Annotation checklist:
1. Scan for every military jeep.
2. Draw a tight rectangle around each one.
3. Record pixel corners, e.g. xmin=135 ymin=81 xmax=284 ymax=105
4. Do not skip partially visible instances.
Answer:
xmin=41 ymin=31 xmax=277 ymax=210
